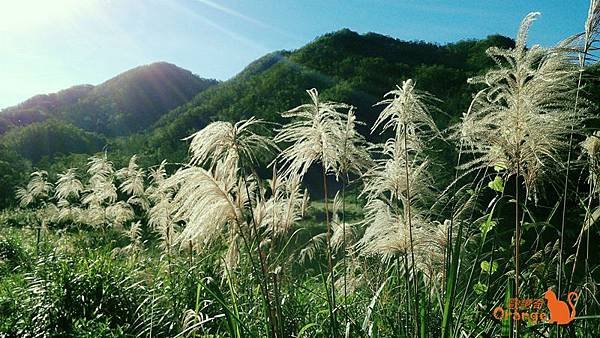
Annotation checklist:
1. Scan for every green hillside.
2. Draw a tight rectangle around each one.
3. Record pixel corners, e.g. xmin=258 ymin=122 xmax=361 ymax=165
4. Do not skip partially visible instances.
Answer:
xmin=141 ymin=30 xmax=515 ymax=164
xmin=0 ymin=31 xmax=520 ymax=207
xmin=0 ymin=62 xmax=218 ymax=136
xmin=4 ymin=29 xmax=593 ymax=207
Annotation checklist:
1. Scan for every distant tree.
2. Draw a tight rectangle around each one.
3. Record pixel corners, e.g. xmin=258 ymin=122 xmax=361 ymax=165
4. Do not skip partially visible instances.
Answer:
xmin=0 ymin=145 xmax=30 ymax=208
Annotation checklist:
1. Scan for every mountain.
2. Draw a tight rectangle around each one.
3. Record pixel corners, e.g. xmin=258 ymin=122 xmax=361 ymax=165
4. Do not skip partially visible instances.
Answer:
xmin=140 ymin=30 xmax=516 ymax=164
xmin=0 ymin=29 xmax=558 ymax=208
xmin=0 ymin=62 xmax=218 ymax=136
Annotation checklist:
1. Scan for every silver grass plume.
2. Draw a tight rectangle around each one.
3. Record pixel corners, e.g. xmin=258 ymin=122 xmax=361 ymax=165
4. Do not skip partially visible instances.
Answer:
xmin=106 ymin=201 xmax=135 ymax=229
xmin=579 ymin=0 xmax=600 ymax=65
xmin=356 ymin=199 xmax=425 ymax=262
xmin=372 ymin=79 xmax=440 ymax=152
xmin=364 ymin=79 xmax=440 ymax=208
xmin=164 ymin=165 xmax=244 ymax=250
xmin=455 ymin=12 xmax=584 ymax=196
xmin=117 ymin=155 xmax=148 ymax=210
xmin=16 ymin=171 xmax=53 ymax=207
xmin=185 ymin=117 xmax=277 ymax=171
xmin=124 ymin=220 xmax=143 ymax=253
xmin=166 ymin=117 xmax=275 ymax=269
xmin=55 ymin=201 xmax=83 ymax=224
xmin=361 ymin=143 xmax=434 ymax=208
xmin=54 ymin=168 xmax=83 ymax=202
xmin=82 ymin=154 xmax=117 ymax=207
xmin=259 ymin=171 xmax=306 ymax=239
xmin=359 ymin=80 xmax=440 ymax=258
xmin=54 ymin=168 xmax=84 ymax=223
xmin=274 ymin=88 xmax=353 ymax=178
xmin=335 ymin=107 xmax=373 ymax=180
xmin=416 ymin=219 xmax=454 ymax=291
xmin=147 ymin=161 xmax=177 ymax=251
xmin=582 ymin=132 xmax=600 ymax=193
xmin=299 ymin=232 xmax=327 ymax=264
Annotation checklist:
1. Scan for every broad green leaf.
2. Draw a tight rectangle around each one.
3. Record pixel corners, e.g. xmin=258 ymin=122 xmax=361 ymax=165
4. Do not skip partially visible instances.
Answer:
xmin=480 ymin=219 xmax=496 ymax=236
xmin=480 ymin=260 xmax=498 ymax=274
xmin=488 ymin=176 xmax=504 ymax=192
xmin=473 ymin=281 xmax=488 ymax=295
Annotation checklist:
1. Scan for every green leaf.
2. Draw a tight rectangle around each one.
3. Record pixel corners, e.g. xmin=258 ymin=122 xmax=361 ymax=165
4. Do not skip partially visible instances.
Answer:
xmin=479 ymin=219 xmax=496 ymax=236
xmin=473 ymin=281 xmax=488 ymax=295
xmin=493 ymin=164 xmax=507 ymax=172
xmin=488 ymin=176 xmax=504 ymax=192
xmin=480 ymin=260 xmax=498 ymax=274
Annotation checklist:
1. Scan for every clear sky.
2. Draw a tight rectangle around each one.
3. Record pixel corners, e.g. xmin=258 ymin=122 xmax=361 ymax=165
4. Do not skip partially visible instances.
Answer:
xmin=0 ymin=0 xmax=591 ymax=109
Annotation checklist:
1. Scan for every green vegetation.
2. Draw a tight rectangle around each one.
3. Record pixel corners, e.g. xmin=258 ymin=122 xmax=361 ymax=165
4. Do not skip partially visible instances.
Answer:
xmin=0 ymin=62 xmax=217 ymax=137
xmin=2 ymin=6 xmax=600 ymax=338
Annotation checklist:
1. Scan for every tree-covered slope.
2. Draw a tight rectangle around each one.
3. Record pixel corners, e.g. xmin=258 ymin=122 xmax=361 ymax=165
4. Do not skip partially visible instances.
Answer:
xmin=142 ymin=30 xmax=515 ymax=164
xmin=0 ymin=30 xmax=525 ymax=207
xmin=0 ymin=62 xmax=218 ymax=136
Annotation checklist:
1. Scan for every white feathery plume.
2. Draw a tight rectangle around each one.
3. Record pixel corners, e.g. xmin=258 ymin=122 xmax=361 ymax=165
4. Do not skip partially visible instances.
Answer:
xmin=358 ymin=79 xmax=440 ymax=266
xmin=87 ymin=153 xmax=114 ymax=179
xmin=124 ymin=220 xmax=143 ymax=253
xmin=54 ymin=168 xmax=83 ymax=202
xmin=335 ymin=107 xmax=373 ymax=180
xmin=185 ymin=117 xmax=277 ymax=170
xmin=416 ymin=219 xmax=454 ymax=290
xmin=146 ymin=161 xmax=177 ymax=252
xmin=146 ymin=160 xmax=168 ymax=197
xmin=372 ymin=79 xmax=440 ymax=150
xmin=117 ymin=155 xmax=145 ymax=196
xmin=106 ymin=201 xmax=135 ymax=229
xmin=356 ymin=199 xmax=422 ymax=261
xmin=79 ymin=204 xmax=106 ymax=228
xmin=274 ymin=88 xmax=351 ymax=178
xmin=362 ymin=79 xmax=440 ymax=209
xmin=163 ymin=166 xmax=244 ymax=249
xmin=117 ymin=155 xmax=148 ymax=210
xmin=82 ymin=154 xmax=117 ymax=207
xmin=455 ymin=12 xmax=584 ymax=195
xmin=582 ymin=132 xmax=600 ymax=193
xmin=259 ymin=173 xmax=305 ymax=238
xmin=16 ymin=170 xmax=53 ymax=207
xmin=361 ymin=143 xmax=434 ymax=208
xmin=299 ymin=232 xmax=327 ymax=264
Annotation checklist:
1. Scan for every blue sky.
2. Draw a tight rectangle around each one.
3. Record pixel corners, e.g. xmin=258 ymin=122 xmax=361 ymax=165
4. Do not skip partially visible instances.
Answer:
xmin=0 ymin=0 xmax=590 ymax=109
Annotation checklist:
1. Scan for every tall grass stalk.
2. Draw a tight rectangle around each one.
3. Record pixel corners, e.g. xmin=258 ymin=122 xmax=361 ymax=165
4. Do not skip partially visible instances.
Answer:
xmin=561 ymin=0 xmax=599 ymax=311
xmin=240 ymin=170 xmax=278 ymax=338
xmin=321 ymin=166 xmax=338 ymax=335
xmin=275 ymin=88 xmax=364 ymax=336
xmin=402 ymin=122 xmax=420 ymax=335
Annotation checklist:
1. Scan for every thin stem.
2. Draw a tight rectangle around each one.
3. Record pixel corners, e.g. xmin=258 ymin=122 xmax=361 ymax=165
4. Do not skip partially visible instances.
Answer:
xmin=441 ymin=143 xmax=465 ymax=338
xmin=402 ymin=123 xmax=419 ymax=336
xmin=404 ymin=254 xmax=413 ymax=337
xmin=514 ymin=167 xmax=521 ymax=338
xmin=568 ymin=182 xmax=593 ymax=290
xmin=341 ymin=181 xmax=349 ymax=329
xmin=396 ymin=256 xmax=406 ymax=337
xmin=584 ymin=210 xmax=590 ymax=337
xmin=322 ymin=166 xmax=338 ymax=337
xmin=558 ymin=69 xmax=583 ymax=300
xmin=240 ymin=171 xmax=277 ymax=338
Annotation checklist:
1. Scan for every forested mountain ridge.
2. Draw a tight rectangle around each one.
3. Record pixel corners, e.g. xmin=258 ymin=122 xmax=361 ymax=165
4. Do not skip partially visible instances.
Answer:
xmin=7 ymin=28 xmax=590 ymax=208
xmin=0 ymin=62 xmax=218 ymax=136
xmin=139 ymin=30 xmax=516 ymax=164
